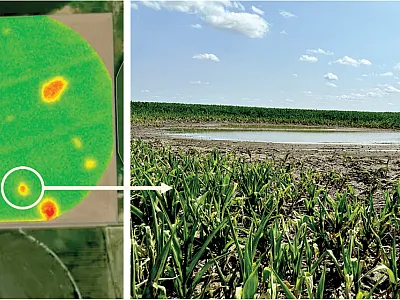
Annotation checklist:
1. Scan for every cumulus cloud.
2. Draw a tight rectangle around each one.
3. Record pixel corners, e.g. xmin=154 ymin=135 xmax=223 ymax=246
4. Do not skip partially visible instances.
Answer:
xmin=386 ymin=86 xmax=400 ymax=93
xmin=326 ymin=82 xmax=337 ymax=88
xmin=193 ymin=53 xmax=220 ymax=62
xmin=139 ymin=1 xmax=270 ymax=38
xmin=360 ymin=86 xmax=392 ymax=98
xmin=251 ymin=6 xmax=264 ymax=15
xmin=141 ymin=89 xmax=149 ymax=93
xmin=299 ymin=55 xmax=318 ymax=63
xmin=292 ymin=73 xmax=298 ymax=77
xmin=189 ymin=24 xmax=202 ymax=29
xmin=306 ymin=48 xmax=334 ymax=56
xmin=330 ymin=56 xmax=372 ymax=67
xmin=339 ymin=93 xmax=367 ymax=101
xmin=132 ymin=2 xmax=139 ymax=9
xmin=358 ymin=59 xmax=372 ymax=65
xmin=366 ymin=88 xmax=388 ymax=98
xmin=380 ymin=72 xmax=393 ymax=77
xmin=379 ymin=84 xmax=400 ymax=93
xmin=280 ymin=30 xmax=288 ymax=35
xmin=393 ymin=63 xmax=400 ymax=71
xmin=227 ymin=1 xmax=245 ymax=11
xmin=349 ymin=93 xmax=366 ymax=100
xmin=362 ymin=74 xmax=368 ymax=77
xmin=279 ymin=10 xmax=296 ymax=18
xmin=190 ymin=80 xmax=209 ymax=85
xmin=323 ymin=72 xmax=338 ymax=81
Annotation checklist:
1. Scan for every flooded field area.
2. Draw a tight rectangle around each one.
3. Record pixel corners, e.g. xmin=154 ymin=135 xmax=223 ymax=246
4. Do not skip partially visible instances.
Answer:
xmin=169 ymin=129 xmax=400 ymax=144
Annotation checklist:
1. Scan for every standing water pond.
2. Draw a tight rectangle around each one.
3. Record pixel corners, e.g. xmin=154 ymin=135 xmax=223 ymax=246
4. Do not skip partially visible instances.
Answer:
xmin=169 ymin=129 xmax=400 ymax=144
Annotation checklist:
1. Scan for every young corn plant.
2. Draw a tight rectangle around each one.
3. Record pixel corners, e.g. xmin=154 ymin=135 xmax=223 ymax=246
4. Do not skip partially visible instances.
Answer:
xmin=131 ymin=140 xmax=400 ymax=299
xmin=230 ymin=212 xmax=272 ymax=299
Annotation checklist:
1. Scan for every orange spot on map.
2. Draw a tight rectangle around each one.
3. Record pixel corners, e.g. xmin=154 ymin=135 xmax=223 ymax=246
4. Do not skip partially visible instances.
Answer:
xmin=39 ymin=198 xmax=58 ymax=220
xmin=17 ymin=182 xmax=29 ymax=196
xmin=41 ymin=76 xmax=68 ymax=103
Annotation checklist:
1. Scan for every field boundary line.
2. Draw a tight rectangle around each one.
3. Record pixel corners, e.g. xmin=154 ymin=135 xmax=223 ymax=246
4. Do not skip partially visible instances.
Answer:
xmin=18 ymin=229 xmax=82 ymax=299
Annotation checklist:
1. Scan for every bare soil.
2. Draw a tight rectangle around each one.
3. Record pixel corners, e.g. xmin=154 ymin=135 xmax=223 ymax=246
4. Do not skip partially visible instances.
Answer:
xmin=133 ymin=123 xmax=400 ymax=196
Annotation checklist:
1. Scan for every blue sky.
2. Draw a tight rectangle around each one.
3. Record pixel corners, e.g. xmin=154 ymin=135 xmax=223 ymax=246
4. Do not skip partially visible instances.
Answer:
xmin=131 ymin=1 xmax=400 ymax=112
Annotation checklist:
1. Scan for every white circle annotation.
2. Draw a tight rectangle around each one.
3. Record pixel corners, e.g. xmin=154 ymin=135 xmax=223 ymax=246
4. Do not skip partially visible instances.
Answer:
xmin=0 ymin=166 xmax=45 ymax=210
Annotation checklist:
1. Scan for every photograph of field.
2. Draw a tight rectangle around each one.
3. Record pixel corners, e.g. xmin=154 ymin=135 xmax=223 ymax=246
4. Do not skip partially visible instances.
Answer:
xmin=131 ymin=1 xmax=400 ymax=299
xmin=0 ymin=2 xmax=123 ymax=299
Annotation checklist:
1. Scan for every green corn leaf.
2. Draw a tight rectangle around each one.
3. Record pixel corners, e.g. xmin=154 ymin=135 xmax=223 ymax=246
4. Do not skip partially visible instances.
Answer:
xmin=243 ymin=267 xmax=259 ymax=299
xmin=315 ymin=265 xmax=326 ymax=299
xmin=186 ymin=219 xmax=228 ymax=280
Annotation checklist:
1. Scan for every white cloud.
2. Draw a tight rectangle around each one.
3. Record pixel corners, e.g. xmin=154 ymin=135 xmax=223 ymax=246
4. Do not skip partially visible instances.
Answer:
xmin=141 ymin=89 xmax=149 ymax=93
xmin=306 ymin=48 xmax=334 ymax=56
xmin=279 ymin=10 xmax=296 ymax=18
xmin=356 ymin=78 xmax=362 ymax=81
xmin=386 ymin=86 xmax=400 ymax=93
xmin=380 ymin=72 xmax=393 ymax=77
xmin=379 ymin=84 xmax=400 ymax=93
xmin=358 ymin=59 xmax=372 ymax=66
xmin=301 ymin=91 xmax=312 ymax=95
xmin=366 ymin=87 xmax=388 ymax=98
xmin=190 ymin=80 xmax=210 ymax=85
xmin=326 ymin=82 xmax=337 ymax=88
xmin=189 ymin=24 xmax=202 ymax=29
xmin=292 ymin=73 xmax=298 ymax=77
xmin=339 ymin=93 xmax=366 ymax=101
xmin=339 ymin=95 xmax=353 ymax=100
xmin=362 ymin=74 xmax=368 ymax=77
xmin=140 ymin=1 xmax=270 ymax=38
xmin=280 ymin=30 xmax=288 ymax=35
xmin=299 ymin=55 xmax=318 ymax=63
xmin=251 ymin=6 xmax=264 ymax=15
xmin=352 ymin=93 xmax=366 ymax=98
xmin=330 ymin=56 xmax=372 ymax=67
xmin=393 ymin=63 xmax=400 ymax=71
xmin=193 ymin=53 xmax=220 ymax=62
xmin=140 ymin=1 xmax=161 ymax=10
xmin=227 ymin=1 xmax=245 ymax=11
xmin=132 ymin=2 xmax=138 ymax=9
xmin=349 ymin=93 xmax=366 ymax=100
xmin=323 ymin=72 xmax=338 ymax=81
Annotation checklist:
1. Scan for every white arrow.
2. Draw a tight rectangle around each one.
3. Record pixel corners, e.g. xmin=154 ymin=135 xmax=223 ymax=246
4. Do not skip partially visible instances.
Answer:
xmin=44 ymin=183 xmax=173 ymax=194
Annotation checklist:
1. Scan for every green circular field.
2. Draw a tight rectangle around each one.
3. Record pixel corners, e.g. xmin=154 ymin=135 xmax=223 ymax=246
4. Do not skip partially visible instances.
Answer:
xmin=0 ymin=16 xmax=113 ymax=222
